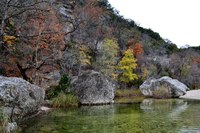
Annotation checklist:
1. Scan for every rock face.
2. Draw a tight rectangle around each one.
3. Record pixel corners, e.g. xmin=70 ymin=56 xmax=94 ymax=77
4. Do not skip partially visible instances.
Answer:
xmin=0 ymin=0 xmax=75 ymax=89
xmin=61 ymin=49 xmax=80 ymax=76
xmin=140 ymin=76 xmax=189 ymax=98
xmin=0 ymin=76 xmax=45 ymax=121
xmin=72 ymin=71 xmax=116 ymax=104
xmin=5 ymin=122 xmax=18 ymax=133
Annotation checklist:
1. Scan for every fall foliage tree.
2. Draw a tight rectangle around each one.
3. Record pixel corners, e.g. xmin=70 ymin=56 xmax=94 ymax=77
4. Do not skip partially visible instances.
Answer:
xmin=16 ymin=4 xmax=65 ymax=84
xmin=116 ymin=49 xmax=138 ymax=83
xmin=72 ymin=0 xmax=113 ymax=51
xmin=0 ymin=0 xmax=46 ymax=48
xmin=127 ymin=37 xmax=136 ymax=48
xmin=95 ymin=38 xmax=119 ymax=77
xmin=169 ymin=50 xmax=200 ymax=89
xmin=79 ymin=45 xmax=92 ymax=70
xmin=133 ymin=43 xmax=144 ymax=57
xmin=141 ymin=67 xmax=149 ymax=80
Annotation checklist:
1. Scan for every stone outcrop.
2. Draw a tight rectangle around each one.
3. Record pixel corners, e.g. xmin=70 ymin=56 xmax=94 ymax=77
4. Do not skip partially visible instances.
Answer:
xmin=0 ymin=0 xmax=76 ymax=90
xmin=5 ymin=122 xmax=18 ymax=133
xmin=61 ymin=49 xmax=80 ymax=76
xmin=0 ymin=76 xmax=45 ymax=121
xmin=140 ymin=76 xmax=189 ymax=98
xmin=72 ymin=70 xmax=116 ymax=104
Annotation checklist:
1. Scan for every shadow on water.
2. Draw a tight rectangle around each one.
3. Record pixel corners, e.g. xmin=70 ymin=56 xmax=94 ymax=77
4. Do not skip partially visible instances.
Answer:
xmin=19 ymin=99 xmax=200 ymax=133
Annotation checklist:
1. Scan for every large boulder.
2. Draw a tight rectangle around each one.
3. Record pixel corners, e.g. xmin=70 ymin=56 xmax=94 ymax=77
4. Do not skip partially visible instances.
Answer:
xmin=140 ymin=76 xmax=189 ymax=98
xmin=0 ymin=76 xmax=45 ymax=121
xmin=72 ymin=71 xmax=116 ymax=104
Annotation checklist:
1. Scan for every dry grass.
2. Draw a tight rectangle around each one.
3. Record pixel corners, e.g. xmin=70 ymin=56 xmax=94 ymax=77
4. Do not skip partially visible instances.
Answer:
xmin=115 ymin=89 xmax=143 ymax=98
xmin=114 ymin=97 xmax=145 ymax=104
xmin=0 ymin=108 xmax=9 ymax=133
xmin=52 ymin=92 xmax=78 ymax=108
xmin=152 ymin=86 xmax=171 ymax=99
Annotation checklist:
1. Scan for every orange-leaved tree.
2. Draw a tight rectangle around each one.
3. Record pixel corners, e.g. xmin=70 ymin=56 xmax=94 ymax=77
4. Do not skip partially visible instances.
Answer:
xmin=14 ymin=4 xmax=65 ymax=84
xmin=133 ymin=43 xmax=144 ymax=58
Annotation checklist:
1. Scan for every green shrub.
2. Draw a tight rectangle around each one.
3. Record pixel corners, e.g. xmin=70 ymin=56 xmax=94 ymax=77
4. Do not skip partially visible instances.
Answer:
xmin=138 ymin=27 xmax=162 ymax=41
xmin=166 ymin=44 xmax=179 ymax=54
xmin=46 ymin=74 xmax=78 ymax=108
xmin=115 ymin=89 xmax=143 ymax=97
xmin=0 ymin=67 xmax=5 ymax=75
xmin=52 ymin=92 xmax=78 ymax=108
xmin=0 ymin=108 xmax=3 ymax=125
xmin=46 ymin=75 xmax=71 ymax=99
xmin=161 ymin=71 xmax=170 ymax=77
xmin=152 ymin=86 xmax=171 ymax=99
xmin=0 ymin=108 xmax=9 ymax=132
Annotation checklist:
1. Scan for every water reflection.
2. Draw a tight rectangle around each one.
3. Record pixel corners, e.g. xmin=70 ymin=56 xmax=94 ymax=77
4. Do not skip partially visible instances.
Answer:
xmin=140 ymin=99 xmax=200 ymax=132
xmin=140 ymin=98 xmax=189 ymax=118
xmin=20 ymin=99 xmax=200 ymax=133
xmin=78 ymin=105 xmax=115 ymax=116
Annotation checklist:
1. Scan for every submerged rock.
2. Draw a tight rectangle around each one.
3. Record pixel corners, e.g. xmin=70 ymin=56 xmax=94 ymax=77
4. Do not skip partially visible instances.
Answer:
xmin=0 ymin=76 xmax=45 ymax=121
xmin=140 ymin=76 xmax=189 ymax=98
xmin=72 ymin=70 xmax=116 ymax=104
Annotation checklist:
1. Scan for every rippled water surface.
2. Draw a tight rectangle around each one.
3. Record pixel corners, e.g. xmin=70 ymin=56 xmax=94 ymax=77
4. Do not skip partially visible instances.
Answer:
xmin=20 ymin=99 xmax=200 ymax=133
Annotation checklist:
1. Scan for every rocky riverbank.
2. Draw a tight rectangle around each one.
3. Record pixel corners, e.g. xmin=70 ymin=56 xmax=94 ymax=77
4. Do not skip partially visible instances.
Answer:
xmin=180 ymin=90 xmax=200 ymax=100
xmin=0 ymin=76 xmax=45 ymax=132
xmin=139 ymin=76 xmax=189 ymax=98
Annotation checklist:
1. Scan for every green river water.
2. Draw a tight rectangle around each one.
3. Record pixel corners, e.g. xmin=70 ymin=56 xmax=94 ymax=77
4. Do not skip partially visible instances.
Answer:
xmin=19 ymin=99 xmax=200 ymax=133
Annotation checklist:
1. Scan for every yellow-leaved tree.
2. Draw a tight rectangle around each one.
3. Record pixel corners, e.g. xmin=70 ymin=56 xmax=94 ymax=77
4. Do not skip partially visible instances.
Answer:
xmin=95 ymin=38 xmax=119 ymax=78
xmin=79 ymin=45 xmax=92 ymax=66
xmin=117 ymin=49 xmax=138 ymax=83
xmin=3 ymin=35 xmax=16 ymax=45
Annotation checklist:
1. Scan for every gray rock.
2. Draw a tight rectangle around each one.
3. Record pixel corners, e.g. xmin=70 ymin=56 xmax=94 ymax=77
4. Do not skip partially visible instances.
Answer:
xmin=5 ymin=122 xmax=18 ymax=133
xmin=140 ymin=76 xmax=189 ymax=98
xmin=72 ymin=70 xmax=116 ymax=104
xmin=59 ymin=7 xmax=73 ymax=18
xmin=37 ymin=70 xmax=61 ymax=89
xmin=0 ymin=76 xmax=45 ymax=121
xmin=61 ymin=49 xmax=80 ymax=76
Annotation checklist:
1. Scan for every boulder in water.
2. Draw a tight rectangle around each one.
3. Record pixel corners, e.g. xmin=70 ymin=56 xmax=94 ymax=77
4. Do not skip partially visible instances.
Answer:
xmin=72 ymin=71 xmax=116 ymax=104
xmin=0 ymin=76 xmax=45 ymax=121
xmin=139 ymin=76 xmax=189 ymax=98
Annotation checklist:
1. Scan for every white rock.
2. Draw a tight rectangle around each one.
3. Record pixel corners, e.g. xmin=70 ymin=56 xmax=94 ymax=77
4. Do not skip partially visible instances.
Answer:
xmin=140 ymin=76 xmax=189 ymax=98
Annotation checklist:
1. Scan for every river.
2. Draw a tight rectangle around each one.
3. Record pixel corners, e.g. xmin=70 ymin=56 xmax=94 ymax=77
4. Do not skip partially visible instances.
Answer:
xmin=19 ymin=99 xmax=200 ymax=133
